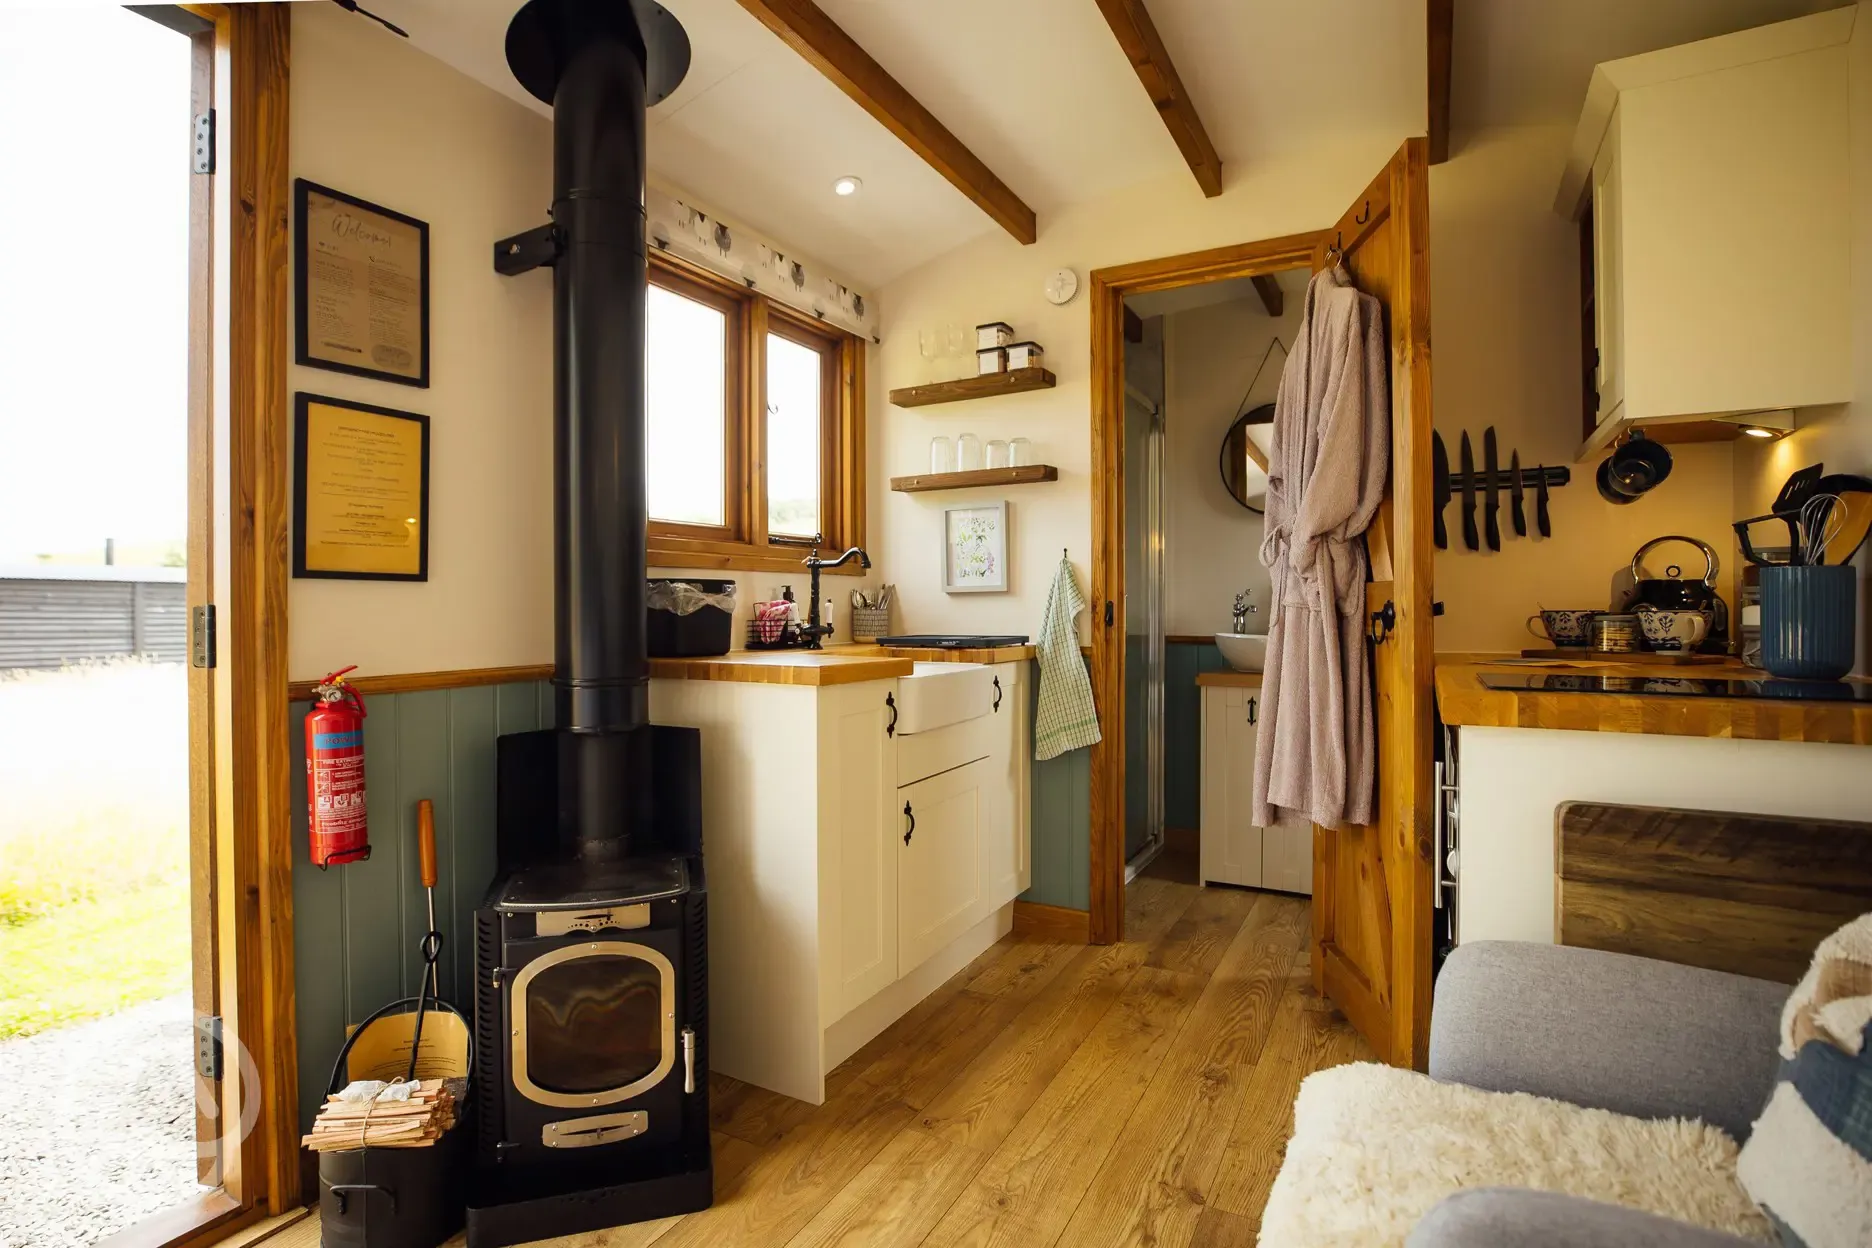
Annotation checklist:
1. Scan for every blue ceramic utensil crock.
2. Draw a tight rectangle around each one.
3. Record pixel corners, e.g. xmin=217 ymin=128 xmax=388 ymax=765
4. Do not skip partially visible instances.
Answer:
xmin=1760 ymin=564 xmax=1856 ymax=680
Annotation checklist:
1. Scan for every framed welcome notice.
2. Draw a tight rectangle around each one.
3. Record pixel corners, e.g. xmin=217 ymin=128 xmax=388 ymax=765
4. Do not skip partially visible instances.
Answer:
xmin=293 ymin=394 xmax=431 ymax=581
xmin=294 ymin=179 xmax=431 ymax=387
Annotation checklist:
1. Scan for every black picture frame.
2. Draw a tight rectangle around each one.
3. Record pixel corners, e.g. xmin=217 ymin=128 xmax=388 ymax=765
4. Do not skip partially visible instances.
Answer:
xmin=293 ymin=392 xmax=431 ymax=582
xmin=294 ymin=178 xmax=431 ymax=388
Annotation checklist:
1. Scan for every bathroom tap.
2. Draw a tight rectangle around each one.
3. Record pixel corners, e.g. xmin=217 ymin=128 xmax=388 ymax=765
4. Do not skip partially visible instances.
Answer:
xmin=1232 ymin=590 xmax=1258 ymax=634
xmin=803 ymin=536 xmax=872 ymax=650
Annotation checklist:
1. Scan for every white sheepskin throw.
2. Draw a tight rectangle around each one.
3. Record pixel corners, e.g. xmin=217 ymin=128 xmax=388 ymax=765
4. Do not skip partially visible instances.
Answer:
xmin=1258 ymin=1062 xmax=1773 ymax=1247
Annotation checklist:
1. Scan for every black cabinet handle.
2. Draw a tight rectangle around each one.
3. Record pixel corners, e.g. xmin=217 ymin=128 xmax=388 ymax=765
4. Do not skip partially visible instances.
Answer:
xmin=885 ymin=692 xmax=897 ymax=737
xmin=903 ymin=801 xmax=915 ymax=844
xmin=992 ymin=676 xmax=1002 ymax=712
xmin=1247 ymin=696 xmax=1257 ymax=725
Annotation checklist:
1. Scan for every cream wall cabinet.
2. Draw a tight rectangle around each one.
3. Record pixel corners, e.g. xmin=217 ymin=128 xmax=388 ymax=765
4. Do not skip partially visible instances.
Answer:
xmin=650 ymin=657 xmax=1031 ymax=1105
xmin=1559 ymin=9 xmax=1852 ymax=453
xmin=1199 ymin=684 xmax=1311 ymax=896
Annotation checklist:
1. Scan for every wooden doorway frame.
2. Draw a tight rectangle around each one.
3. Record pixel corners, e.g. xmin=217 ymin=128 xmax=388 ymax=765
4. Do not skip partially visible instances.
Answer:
xmin=1086 ymin=231 xmax=1325 ymax=944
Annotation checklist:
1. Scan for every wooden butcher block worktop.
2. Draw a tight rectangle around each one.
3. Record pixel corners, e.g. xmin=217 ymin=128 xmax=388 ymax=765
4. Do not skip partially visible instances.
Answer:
xmin=1435 ymin=653 xmax=1872 ymax=746
xmin=647 ymin=642 xmax=1035 ymax=687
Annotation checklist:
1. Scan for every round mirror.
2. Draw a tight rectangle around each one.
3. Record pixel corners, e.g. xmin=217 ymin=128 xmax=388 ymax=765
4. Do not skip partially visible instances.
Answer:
xmin=1219 ymin=403 xmax=1275 ymax=514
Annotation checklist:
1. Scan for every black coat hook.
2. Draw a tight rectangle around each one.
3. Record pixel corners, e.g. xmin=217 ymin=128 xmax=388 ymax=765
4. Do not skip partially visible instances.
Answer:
xmin=1354 ymin=199 xmax=1370 ymax=225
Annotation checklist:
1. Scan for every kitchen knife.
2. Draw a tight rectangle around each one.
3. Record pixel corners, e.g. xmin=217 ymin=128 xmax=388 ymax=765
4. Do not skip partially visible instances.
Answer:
xmin=1535 ymin=463 xmax=1551 ymax=537
xmin=1432 ymin=431 xmax=1450 ymax=550
xmin=1509 ymin=450 xmax=1526 ymax=538
xmin=1483 ymin=426 xmax=1501 ymax=551
xmin=1459 ymin=432 xmax=1479 ymax=551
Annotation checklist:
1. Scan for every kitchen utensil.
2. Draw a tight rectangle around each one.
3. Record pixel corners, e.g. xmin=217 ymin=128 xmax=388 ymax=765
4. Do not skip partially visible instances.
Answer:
xmin=1634 ymin=605 xmax=1710 ymax=653
xmin=1526 ymin=608 xmax=1600 ymax=648
xmin=1459 ymin=431 xmax=1479 ymax=551
xmin=1596 ymin=430 xmax=1673 ymax=503
xmin=1535 ymin=464 xmax=1551 ymax=537
xmin=1761 ymin=564 xmax=1855 ymax=680
xmin=851 ymin=588 xmax=868 ymax=610
xmin=1586 ymin=613 xmax=1643 ymax=653
xmin=1820 ymin=475 xmax=1872 ymax=565
xmin=1431 ymin=431 xmax=1450 ymax=550
xmin=1734 ymin=463 xmax=1832 ymax=566
xmin=1483 ymin=426 xmax=1501 ymax=551
xmin=930 ymin=436 xmax=954 ymax=474
xmin=1509 ymin=450 xmax=1526 ymax=537
xmin=1800 ymin=493 xmax=1845 ymax=565
xmin=1773 ymin=462 xmax=1826 ymax=515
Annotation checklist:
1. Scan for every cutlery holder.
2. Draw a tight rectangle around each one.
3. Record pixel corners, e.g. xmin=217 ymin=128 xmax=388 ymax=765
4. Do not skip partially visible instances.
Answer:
xmin=1760 ymin=564 xmax=1855 ymax=680
xmin=850 ymin=606 xmax=891 ymax=643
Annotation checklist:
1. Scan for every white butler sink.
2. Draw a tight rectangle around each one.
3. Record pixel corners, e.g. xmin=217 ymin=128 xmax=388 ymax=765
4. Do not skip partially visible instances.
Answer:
xmin=895 ymin=661 xmax=993 ymax=734
xmin=1214 ymin=632 xmax=1268 ymax=673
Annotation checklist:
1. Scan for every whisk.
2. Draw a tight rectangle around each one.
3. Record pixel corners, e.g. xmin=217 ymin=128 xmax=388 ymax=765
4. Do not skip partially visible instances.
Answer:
xmin=1799 ymin=493 xmax=1846 ymax=565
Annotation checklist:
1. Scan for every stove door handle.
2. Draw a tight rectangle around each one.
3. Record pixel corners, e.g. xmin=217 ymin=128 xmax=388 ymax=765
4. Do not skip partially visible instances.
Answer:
xmin=681 ymin=1026 xmax=696 ymax=1094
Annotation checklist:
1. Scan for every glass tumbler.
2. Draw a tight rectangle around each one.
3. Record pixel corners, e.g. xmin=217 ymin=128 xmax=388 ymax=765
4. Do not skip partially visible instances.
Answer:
xmin=929 ymin=436 xmax=954 ymax=474
xmin=1008 ymin=437 xmax=1033 ymax=467
xmin=986 ymin=439 xmax=1010 ymax=469
xmin=957 ymin=432 xmax=983 ymax=472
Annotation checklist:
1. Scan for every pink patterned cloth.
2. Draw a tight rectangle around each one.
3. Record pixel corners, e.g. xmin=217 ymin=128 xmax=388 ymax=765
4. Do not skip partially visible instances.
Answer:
xmin=1251 ymin=264 xmax=1389 ymax=831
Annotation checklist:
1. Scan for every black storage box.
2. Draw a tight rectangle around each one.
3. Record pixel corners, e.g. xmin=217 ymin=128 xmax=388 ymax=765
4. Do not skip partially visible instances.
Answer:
xmin=646 ymin=578 xmax=735 ymax=657
xmin=319 ymin=1124 xmax=468 ymax=1248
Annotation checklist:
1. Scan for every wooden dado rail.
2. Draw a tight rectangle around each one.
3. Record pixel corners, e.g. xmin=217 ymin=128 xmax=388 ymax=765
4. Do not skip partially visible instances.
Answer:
xmin=287 ymin=664 xmax=555 ymax=702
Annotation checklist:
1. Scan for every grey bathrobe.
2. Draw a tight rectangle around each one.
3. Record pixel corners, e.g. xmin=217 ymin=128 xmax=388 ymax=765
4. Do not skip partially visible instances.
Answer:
xmin=1250 ymin=264 xmax=1389 ymax=831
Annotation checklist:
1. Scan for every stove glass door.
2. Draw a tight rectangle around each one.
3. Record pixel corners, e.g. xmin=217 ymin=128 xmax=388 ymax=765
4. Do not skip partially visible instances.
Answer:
xmin=511 ymin=941 xmax=675 ymax=1108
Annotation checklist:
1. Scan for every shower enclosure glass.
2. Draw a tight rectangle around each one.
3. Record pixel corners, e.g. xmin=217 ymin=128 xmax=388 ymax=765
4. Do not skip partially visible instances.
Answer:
xmin=1123 ymin=383 xmax=1165 ymax=875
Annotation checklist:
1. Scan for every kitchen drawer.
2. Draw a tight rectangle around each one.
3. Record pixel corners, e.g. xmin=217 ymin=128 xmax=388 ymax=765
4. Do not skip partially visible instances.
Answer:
xmin=898 ymin=713 xmax=992 ymax=788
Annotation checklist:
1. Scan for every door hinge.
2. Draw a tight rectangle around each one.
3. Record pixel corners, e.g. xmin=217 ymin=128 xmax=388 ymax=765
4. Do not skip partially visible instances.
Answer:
xmin=192 ymin=111 xmax=215 ymax=175
xmin=196 ymin=1015 xmax=223 ymax=1081
xmin=191 ymin=605 xmax=216 ymax=669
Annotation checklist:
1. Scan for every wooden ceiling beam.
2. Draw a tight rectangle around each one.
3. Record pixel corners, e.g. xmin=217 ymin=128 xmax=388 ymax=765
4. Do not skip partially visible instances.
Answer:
xmin=1094 ymin=0 xmax=1222 ymax=198
xmin=1250 ymin=274 xmax=1283 ymax=318
xmin=734 ymin=0 xmax=1037 ymax=244
xmin=1428 ymin=0 xmax=1453 ymax=164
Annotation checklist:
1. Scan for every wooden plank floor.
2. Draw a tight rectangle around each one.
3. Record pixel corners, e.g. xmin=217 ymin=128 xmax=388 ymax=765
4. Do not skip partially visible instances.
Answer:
xmin=288 ymin=854 xmax=1372 ymax=1248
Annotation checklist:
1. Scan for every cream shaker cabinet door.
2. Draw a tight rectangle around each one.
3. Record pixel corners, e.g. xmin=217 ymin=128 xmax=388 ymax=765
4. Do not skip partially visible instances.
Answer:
xmin=983 ymin=661 xmax=1030 ymax=906
xmin=1591 ymin=115 xmax=1624 ymax=429
xmin=826 ymin=683 xmax=900 ymax=1018
xmin=898 ymin=758 xmax=987 ymax=977
xmin=1200 ymin=687 xmax=1262 ymax=888
xmin=1261 ymin=810 xmax=1314 ymax=896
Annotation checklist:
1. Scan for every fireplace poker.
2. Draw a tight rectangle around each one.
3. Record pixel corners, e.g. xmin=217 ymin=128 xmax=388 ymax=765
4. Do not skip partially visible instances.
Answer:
xmin=406 ymin=798 xmax=444 ymax=1083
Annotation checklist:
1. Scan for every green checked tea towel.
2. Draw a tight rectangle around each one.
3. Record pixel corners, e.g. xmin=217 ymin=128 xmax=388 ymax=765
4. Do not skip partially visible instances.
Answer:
xmin=1034 ymin=552 xmax=1101 ymax=762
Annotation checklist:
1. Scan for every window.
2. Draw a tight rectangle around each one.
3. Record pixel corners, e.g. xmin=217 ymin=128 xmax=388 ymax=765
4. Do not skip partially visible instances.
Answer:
xmin=645 ymin=252 xmax=864 ymax=573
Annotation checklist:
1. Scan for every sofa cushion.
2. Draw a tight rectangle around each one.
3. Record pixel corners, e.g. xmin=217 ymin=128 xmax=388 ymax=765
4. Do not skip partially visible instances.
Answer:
xmin=1736 ymin=913 xmax=1872 ymax=1248
xmin=1261 ymin=1062 xmax=1772 ymax=1248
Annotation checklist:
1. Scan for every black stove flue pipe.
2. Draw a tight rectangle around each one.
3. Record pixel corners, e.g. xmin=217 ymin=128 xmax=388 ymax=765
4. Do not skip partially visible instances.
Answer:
xmin=497 ymin=0 xmax=690 ymax=860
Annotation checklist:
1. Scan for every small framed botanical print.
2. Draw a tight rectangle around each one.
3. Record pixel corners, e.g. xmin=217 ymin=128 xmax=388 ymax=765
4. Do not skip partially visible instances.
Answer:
xmin=942 ymin=501 xmax=1008 ymax=594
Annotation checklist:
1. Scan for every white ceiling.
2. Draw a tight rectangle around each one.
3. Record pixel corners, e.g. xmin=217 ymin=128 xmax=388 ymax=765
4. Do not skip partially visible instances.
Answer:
xmin=361 ymin=0 xmax=1851 ymax=290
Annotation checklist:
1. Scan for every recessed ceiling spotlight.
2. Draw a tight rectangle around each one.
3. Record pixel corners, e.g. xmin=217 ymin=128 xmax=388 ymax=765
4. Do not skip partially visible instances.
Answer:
xmin=833 ymin=175 xmax=863 ymax=197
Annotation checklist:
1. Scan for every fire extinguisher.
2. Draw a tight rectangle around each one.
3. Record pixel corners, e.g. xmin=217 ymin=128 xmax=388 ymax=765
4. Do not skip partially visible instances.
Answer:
xmin=306 ymin=665 xmax=370 ymax=867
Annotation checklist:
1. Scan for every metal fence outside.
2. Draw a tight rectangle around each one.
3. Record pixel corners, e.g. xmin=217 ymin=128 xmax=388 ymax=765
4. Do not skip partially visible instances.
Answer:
xmin=0 ymin=567 xmax=188 ymax=670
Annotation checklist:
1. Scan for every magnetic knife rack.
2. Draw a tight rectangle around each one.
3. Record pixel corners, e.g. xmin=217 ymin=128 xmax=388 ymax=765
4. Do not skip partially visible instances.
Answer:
xmin=1444 ymin=465 xmax=1571 ymax=491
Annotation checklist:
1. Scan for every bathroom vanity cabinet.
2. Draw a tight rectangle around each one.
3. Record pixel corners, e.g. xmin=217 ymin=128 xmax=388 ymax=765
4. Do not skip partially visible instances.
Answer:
xmin=1198 ymin=676 xmax=1312 ymax=896
xmin=650 ymin=654 xmax=1030 ymax=1104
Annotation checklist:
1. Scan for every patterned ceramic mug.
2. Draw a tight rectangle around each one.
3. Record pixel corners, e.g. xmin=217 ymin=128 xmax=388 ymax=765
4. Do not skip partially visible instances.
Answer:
xmin=1527 ymin=608 xmax=1600 ymax=648
xmin=1634 ymin=605 xmax=1708 ymax=653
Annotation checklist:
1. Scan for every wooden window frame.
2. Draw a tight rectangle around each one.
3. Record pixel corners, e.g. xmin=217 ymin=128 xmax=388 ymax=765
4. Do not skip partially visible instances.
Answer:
xmin=646 ymin=251 xmax=867 ymax=575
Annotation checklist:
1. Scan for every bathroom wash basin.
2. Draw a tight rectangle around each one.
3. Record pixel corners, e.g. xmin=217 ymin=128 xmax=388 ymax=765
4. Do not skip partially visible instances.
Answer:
xmin=1214 ymin=633 xmax=1268 ymax=673
xmin=895 ymin=661 xmax=993 ymax=734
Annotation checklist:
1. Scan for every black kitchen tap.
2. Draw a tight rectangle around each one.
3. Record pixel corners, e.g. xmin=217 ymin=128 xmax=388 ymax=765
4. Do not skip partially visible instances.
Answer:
xmin=802 ymin=536 xmax=871 ymax=650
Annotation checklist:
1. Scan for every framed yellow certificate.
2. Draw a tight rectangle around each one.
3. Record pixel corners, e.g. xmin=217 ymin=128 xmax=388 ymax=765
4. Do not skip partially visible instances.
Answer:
xmin=293 ymin=393 xmax=431 ymax=581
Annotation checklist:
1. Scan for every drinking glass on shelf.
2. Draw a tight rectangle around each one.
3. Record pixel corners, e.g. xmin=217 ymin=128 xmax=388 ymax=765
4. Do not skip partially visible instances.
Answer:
xmin=957 ymin=432 xmax=983 ymax=472
xmin=986 ymin=439 xmax=1010 ymax=469
xmin=929 ymin=436 xmax=955 ymax=474
xmin=1008 ymin=437 xmax=1033 ymax=467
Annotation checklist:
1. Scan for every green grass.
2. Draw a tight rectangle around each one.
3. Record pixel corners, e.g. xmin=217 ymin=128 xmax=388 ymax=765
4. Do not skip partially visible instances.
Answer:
xmin=0 ymin=877 xmax=192 ymax=1038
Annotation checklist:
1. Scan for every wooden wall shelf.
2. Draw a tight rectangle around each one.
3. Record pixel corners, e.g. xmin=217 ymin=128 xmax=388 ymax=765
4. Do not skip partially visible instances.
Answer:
xmin=890 ymin=465 xmax=1059 ymax=493
xmin=890 ymin=367 xmax=1057 ymax=408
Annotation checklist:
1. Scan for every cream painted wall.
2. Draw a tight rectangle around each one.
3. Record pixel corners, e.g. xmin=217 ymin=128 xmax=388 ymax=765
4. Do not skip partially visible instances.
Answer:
xmin=1162 ymin=289 xmax=1304 ymax=637
xmin=288 ymin=5 xmax=553 ymax=682
xmin=870 ymin=138 xmax=1403 ymax=643
xmin=1427 ymin=124 xmax=1740 ymax=653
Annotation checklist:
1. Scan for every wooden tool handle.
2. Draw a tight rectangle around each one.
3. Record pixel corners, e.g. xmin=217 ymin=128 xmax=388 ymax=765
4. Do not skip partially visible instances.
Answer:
xmin=417 ymin=799 xmax=437 ymax=889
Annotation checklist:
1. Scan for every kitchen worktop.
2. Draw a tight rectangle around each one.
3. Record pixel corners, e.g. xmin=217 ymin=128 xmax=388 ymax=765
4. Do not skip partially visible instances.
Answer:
xmin=647 ymin=643 xmax=1033 ymax=687
xmin=1195 ymin=670 xmax=1265 ymax=689
xmin=1436 ymin=653 xmax=1872 ymax=745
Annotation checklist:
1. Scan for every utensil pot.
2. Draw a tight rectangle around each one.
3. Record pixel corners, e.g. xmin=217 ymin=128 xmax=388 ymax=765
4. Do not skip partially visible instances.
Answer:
xmin=1761 ymin=565 xmax=1856 ymax=680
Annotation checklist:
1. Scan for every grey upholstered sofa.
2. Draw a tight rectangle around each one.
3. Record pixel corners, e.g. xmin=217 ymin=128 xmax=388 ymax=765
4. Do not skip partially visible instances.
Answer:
xmin=1406 ymin=941 xmax=1789 ymax=1247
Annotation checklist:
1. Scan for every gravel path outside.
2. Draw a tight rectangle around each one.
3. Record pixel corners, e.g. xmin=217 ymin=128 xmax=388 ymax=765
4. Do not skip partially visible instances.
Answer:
xmin=0 ymin=993 xmax=203 ymax=1247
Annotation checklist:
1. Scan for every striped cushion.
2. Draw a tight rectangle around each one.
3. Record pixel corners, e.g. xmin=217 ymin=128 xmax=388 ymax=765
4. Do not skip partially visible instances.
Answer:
xmin=1736 ymin=914 xmax=1872 ymax=1247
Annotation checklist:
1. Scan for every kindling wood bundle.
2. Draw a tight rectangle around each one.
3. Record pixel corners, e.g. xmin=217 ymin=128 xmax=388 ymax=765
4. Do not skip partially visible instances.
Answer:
xmin=302 ymin=1078 xmax=461 ymax=1152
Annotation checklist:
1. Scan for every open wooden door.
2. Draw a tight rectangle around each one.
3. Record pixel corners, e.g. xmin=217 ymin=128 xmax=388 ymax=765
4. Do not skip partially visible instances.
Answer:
xmin=1309 ymin=138 xmax=1437 ymax=1069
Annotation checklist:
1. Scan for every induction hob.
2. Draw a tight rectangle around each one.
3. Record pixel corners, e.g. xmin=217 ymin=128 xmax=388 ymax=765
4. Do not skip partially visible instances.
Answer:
xmin=875 ymin=634 xmax=1030 ymax=648
xmin=1479 ymin=672 xmax=1872 ymax=702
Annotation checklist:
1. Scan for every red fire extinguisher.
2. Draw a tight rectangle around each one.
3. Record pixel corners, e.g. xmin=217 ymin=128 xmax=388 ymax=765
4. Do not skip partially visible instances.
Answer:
xmin=306 ymin=666 xmax=371 ymax=867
